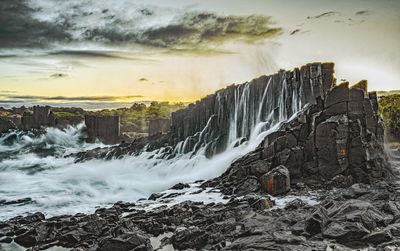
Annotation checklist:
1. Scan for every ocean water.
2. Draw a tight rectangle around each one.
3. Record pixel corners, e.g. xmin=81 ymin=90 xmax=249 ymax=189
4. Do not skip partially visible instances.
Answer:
xmin=0 ymin=73 xmax=310 ymax=220
xmin=0 ymin=122 xmax=272 ymax=220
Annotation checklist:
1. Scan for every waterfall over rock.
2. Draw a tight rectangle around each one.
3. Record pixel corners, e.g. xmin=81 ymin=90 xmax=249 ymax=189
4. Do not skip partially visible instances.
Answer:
xmin=170 ymin=62 xmax=335 ymax=157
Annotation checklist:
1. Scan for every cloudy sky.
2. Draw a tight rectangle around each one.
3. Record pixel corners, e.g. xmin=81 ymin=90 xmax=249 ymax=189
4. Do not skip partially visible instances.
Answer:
xmin=0 ymin=0 xmax=399 ymax=108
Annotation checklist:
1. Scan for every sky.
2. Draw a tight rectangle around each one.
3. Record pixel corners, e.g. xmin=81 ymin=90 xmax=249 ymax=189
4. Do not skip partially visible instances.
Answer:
xmin=0 ymin=0 xmax=399 ymax=108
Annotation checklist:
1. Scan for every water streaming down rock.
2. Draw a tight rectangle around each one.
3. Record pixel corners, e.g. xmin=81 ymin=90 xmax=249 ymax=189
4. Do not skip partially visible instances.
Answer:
xmin=0 ymin=62 xmax=336 ymax=219
xmin=0 ymin=63 xmax=397 ymax=251
xmin=169 ymin=62 xmax=334 ymax=157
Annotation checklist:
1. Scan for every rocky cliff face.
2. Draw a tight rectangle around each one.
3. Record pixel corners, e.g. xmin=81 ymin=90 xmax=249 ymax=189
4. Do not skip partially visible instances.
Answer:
xmin=171 ymin=62 xmax=335 ymax=156
xmin=207 ymin=81 xmax=390 ymax=194
xmin=85 ymin=115 xmax=121 ymax=144
xmin=21 ymin=106 xmax=57 ymax=130
xmin=0 ymin=117 xmax=16 ymax=133
xmin=75 ymin=62 xmax=390 ymax=190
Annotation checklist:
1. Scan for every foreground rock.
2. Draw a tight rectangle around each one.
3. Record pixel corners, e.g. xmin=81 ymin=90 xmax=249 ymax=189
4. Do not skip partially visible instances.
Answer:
xmin=206 ymin=81 xmax=391 ymax=195
xmin=1 ymin=181 xmax=400 ymax=250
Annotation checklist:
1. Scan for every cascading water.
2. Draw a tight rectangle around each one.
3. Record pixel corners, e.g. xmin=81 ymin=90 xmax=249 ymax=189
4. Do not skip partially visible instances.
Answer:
xmin=0 ymin=68 xmax=316 ymax=220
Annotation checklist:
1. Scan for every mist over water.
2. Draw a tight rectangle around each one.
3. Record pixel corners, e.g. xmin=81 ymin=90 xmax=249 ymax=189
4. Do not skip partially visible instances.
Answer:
xmin=0 ymin=124 xmax=268 ymax=220
xmin=0 ymin=73 xmax=305 ymax=220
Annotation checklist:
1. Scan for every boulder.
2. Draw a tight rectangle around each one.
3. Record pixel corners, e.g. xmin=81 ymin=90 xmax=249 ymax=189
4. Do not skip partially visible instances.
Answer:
xmin=259 ymin=165 xmax=290 ymax=195
xmin=97 ymin=232 xmax=151 ymax=251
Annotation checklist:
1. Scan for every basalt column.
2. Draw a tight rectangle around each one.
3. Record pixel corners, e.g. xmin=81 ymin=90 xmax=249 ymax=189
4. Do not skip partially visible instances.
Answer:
xmin=85 ymin=115 xmax=121 ymax=144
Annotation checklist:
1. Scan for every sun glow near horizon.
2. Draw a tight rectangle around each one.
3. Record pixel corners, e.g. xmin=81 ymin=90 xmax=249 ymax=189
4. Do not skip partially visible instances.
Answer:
xmin=0 ymin=0 xmax=399 ymax=108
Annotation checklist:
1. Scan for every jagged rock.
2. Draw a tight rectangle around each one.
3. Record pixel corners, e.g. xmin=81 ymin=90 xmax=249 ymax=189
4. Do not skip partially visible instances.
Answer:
xmin=2 ymin=180 xmax=400 ymax=250
xmin=171 ymin=227 xmax=209 ymax=250
xmin=322 ymin=222 xmax=370 ymax=245
xmin=208 ymin=76 xmax=389 ymax=193
xmin=170 ymin=183 xmax=190 ymax=190
xmin=235 ymin=176 xmax=260 ymax=195
xmin=21 ymin=106 xmax=57 ymax=130
xmin=327 ymin=200 xmax=386 ymax=231
xmin=1 ymin=62 xmax=396 ymax=251
xmin=285 ymin=199 xmax=308 ymax=210
xmin=305 ymin=207 xmax=329 ymax=235
xmin=85 ymin=115 xmax=121 ymax=144
xmin=14 ymin=230 xmax=38 ymax=247
xmin=259 ymin=165 xmax=290 ymax=195
xmin=170 ymin=63 xmax=335 ymax=156
xmin=97 ymin=232 xmax=151 ymax=251
xmin=0 ymin=117 xmax=16 ymax=133
xmin=343 ymin=183 xmax=370 ymax=199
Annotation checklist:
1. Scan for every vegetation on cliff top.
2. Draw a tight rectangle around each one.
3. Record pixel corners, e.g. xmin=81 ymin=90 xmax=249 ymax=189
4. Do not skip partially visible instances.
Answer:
xmin=379 ymin=94 xmax=400 ymax=140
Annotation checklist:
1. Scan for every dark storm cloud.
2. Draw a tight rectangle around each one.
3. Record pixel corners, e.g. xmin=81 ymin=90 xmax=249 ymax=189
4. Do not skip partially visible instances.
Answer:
xmin=0 ymin=0 xmax=71 ymax=48
xmin=0 ymin=1 xmax=281 ymax=53
xmin=307 ymin=11 xmax=338 ymax=19
xmin=138 ymin=13 xmax=281 ymax=49
xmin=49 ymin=50 xmax=132 ymax=60
xmin=290 ymin=29 xmax=301 ymax=35
xmin=50 ymin=73 xmax=68 ymax=78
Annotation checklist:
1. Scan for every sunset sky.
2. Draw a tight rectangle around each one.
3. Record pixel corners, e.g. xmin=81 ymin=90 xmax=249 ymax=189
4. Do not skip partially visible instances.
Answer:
xmin=0 ymin=0 xmax=399 ymax=108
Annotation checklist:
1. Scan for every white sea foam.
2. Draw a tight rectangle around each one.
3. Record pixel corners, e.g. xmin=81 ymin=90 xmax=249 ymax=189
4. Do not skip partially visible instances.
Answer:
xmin=0 ymin=73 xmax=307 ymax=220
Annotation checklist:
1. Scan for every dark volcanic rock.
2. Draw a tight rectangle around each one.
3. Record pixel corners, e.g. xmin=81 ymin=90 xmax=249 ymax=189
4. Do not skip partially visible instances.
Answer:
xmin=260 ymin=165 xmax=290 ymax=195
xmin=2 ymin=62 xmax=397 ymax=250
xmin=208 ymin=79 xmax=391 ymax=195
xmin=2 ymin=180 xmax=400 ymax=250
xmin=97 ymin=232 xmax=152 ymax=251
xmin=170 ymin=183 xmax=190 ymax=190
xmin=75 ymin=62 xmax=337 ymax=161
xmin=85 ymin=115 xmax=121 ymax=145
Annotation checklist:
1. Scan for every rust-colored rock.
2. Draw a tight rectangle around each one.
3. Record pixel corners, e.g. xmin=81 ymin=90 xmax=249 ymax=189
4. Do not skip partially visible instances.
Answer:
xmin=260 ymin=165 xmax=290 ymax=195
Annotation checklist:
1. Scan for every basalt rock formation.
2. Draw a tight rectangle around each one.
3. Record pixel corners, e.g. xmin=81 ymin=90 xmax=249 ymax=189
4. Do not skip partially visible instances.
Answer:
xmin=21 ymin=106 xmax=57 ymax=130
xmin=207 ymin=81 xmax=390 ymax=194
xmin=0 ymin=62 xmax=398 ymax=251
xmin=171 ymin=62 xmax=334 ymax=156
xmin=76 ymin=62 xmax=336 ymax=160
xmin=0 ymin=117 xmax=16 ymax=133
xmin=85 ymin=115 xmax=121 ymax=145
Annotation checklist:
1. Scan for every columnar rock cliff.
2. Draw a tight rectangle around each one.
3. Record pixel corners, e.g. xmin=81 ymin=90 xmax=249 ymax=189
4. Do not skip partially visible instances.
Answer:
xmin=148 ymin=117 xmax=171 ymax=136
xmin=171 ymin=62 xmax=334 ymax=156
xmin=85 ymin=115 xmax=121 ymax=144
xmin=207 ymin=81 xmax=390 ymax=193
xmin=0 ymin=117 xmax=16 ymax=133
xmin=21 ymin=106 xmax=57 ymax=130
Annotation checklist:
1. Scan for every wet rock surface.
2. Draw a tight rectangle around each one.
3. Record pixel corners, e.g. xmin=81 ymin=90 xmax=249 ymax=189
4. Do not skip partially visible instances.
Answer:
xmin=206 ymin=81 xmax=391 ymax=195
xmin=1 ymin=180 xmax=400 ymax=250
xmin=1 ymin=62 xmax=399 ymax=250
xmin=73 ymin=62 xmax=336 ymax=161
xmin=0 ymin=117 xmax=16 ymax=133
